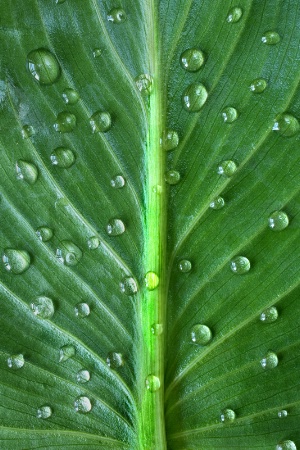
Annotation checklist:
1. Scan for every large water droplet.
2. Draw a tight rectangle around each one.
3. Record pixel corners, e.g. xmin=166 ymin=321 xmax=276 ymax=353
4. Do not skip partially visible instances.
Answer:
xmin=59 ymin=344 xmax=75 ymax=363
xmin=16 ymin=160 xmax=38 ymax=185
xmin=145 ymin=374 xmax=160 ymax=392
xmin=268 ymin=210 xmax=289 ymax=231
xmin=222 ymin=107 xmax=238 ymax=123
xmin=178 ymin=260 xmax=192 ymax=273
xmin=161 ymin=129 xmax=179 ymax=151
xmin=7 ymin=354 xmax=25 ymax=369
xmin=120 ymin=276 xmax=138 ymax=295
xmin=145 ymin=271 xmax=159 ymax=290
xmin=31 ymin=296 xmax=54 ymax=319
xmin=22 ymin=124 xmax=35 ymax=139
xmin=151 ymin=323 xmax=163 ymax=336
xmin=217 ymin=160 xmax=237 ymax=177
xmin=191 ymin=324 xmax=212 ymax=345
xmin=230 ymin=256 xmax=251 ymax=274
xmin=27 ymin=49 xmax=61 ymax=85
xmin=262 ymin=31 xmax=280 ymax=45
xmin=36 ymin=226 xmax=53 ymax=242
xmin=53 ymin=112 xmax=76 ymax=133
xmin=106 ymin=218 xmax=125 ymax=236
xmin=261 ymin=351 xmax=278 ymax=369
xmin=135 ymin=74 xmax=153 ymax=95
xmin=3 ymin=249 xmax=31 ymax=274
xmin=74 ymin=396 xmax=92 ymax=413
xmin=276 ymin=440 xmax=297 ymax=450
xmin=273 ymin=113 xmax=300 ymax=137
xmin=165 ymin=170 xmax=181 ymax=185
xmin=75 ymin=302 xmax=90 ymax=318
xmin=90 ymin=111 xmax=112 ymax=133
xmin=210 ymin=196 xmax=225 ymax=210
xmin=278 ymin=410 xmax=288 ymax=418
xmin=111 ymin=175 xmax=125 ymax=188
xmin=107 ymin=8 xmax=126 ymax=23
xmin=180 ymin=48 xmax=205 ymax=72
xmin=37 ymin=405 xmax=52 ymax=419
xmin=182 ymin=83 xmax=208 ymax=112
xmin=260 ymin=306 xmax=278 ymax=323
xmin=77 ymin=369 xmax=90 ymax=383
xmin=106 ymin=352 xmax=124 ymax=369
xmin=87 ymin=236 xmax=100 ymax=250
xmin=226 ymin=7 xmax=243 ymax=23
xmin=56 ymin=241 xmax=82 ymax=266
xmin=250 ymin=78 xmax=267 ymax=93
xmin=220 ymin=408 xmax=236 ymax=423
xmin=51 ymin=147 xmax=75 ymax=168
xmin=62 ymin=88 xmax=79 ymax=105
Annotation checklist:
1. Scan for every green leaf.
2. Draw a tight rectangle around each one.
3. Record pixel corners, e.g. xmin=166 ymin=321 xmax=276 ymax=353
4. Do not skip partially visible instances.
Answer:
xmin=0 ymin=1 xmax=300 ymax=449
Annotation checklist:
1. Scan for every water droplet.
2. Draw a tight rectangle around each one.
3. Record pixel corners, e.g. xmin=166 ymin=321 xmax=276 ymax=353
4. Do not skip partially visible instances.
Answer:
xmin=182 ymin=83 xmax=208 ymax=112
xmin=62 ymin=88 xmax=79 ymax=105
xmin=27 ymin=48 xmax=61 ymax=85
xmin=262 ymin=31 xmax=280 ymax=45
xmin=56 ymin=0 xmax=66 ymax=4
xmin=180 ymin=48 xmax=205 ymax=72
xmin=7 ymin=354 xmax=25 ymax=369
xmin=178 ymin=260 xmax=192 ymax=273
xmin=152 ymin=185 xmax=162 ymax=194
xmin=21 ymin=124 xmax=35 ymax=139
xmin=250 ymin=78 xmax=267 ymax=93
xmin=59 ymin=344 xmax=75 ymax=363
xmin=276 ymin=440 xmax=297 ymax=450
xmin=221 ymin=408 xmax=236 ymax=423
xmin=261 ymin=351 xmax=278 ymax=369
xmin=145 ymin=374 xmax=160 ymax=392
xmin=230 ymin=256 xmax=251 ymax=274
xmin=90 ymin=111 xmax=112 ymax=133
xmin=226 ymin=7 xmax=243 ymax=23
xmin=217 ymin=160 xmax=237 ymax=177
xmin=191 ymin=324 xmax=212 ymax=345
xmin=93 ymin=48 xmax=102 ymax=58
xmin=56 ymin=241 xmax=82 ymax=266
xmin=50 ymin=147 xmax=75 ymax=168
xmin=107 ymin=8 xmax=126 ymax=23
xmin=30 ymin=296 xmax=54 ymax=319
xmin=74 ymin=396 xmax=92 ymax=413
xmin=222 ymin=107 xmax=238 ymax=123
xmin=16 ymin=160 xmax=38 ymax=185
xmin=53 ymin=111 xmax=76 ymax=133
xmin=135 ymin=74 xmax=153 ymax=95
xmin=106 ymin=218 xmax=125 ymax=236
xmin=106 ymin=352 xmax=124 ymax=369
xmin=278 ymin=410 xmax=288 ymax=418
xmin=37 ymin=405 xmax=52 ymax=419
xmin=111 ymin=175 xmax=125 ymax=188
xmin=77 ymin=369 xmax=90 ymax=383
xmin=260 ymin=306 xmax=278 ymax=323
xmin=87 ymin=236 xmax=100 ymax=250
xmin=151 ymin=323 xmax=163 ymax=335
xmin=75 ymin=302 xmax=90 ymax=318
xmin=273 ymin=113 xmax=300 ymax=137
xmin=36 ymin=226 xmax=53 ymax=242
xmin=2 ymin=249 xmax=31 ymax=274
xmin=120 ymin=276 xmax=138 ymax=295
xmin=210 ymin=196 xmax=225 ymax=210
xmin=268 ymin=211 xmax=289 ymax=231
xmin=165 ymin=170 xmax=181 ymax=185
xmin=145 ymin=271 xmax=159 ymax=290
xmin=161 ymin=129 xmax=179 ymax=151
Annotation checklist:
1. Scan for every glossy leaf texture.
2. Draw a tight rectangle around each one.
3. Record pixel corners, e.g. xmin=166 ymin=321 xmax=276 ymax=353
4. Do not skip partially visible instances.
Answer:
xmin=0 ymin=1 xmax=300 ymax=449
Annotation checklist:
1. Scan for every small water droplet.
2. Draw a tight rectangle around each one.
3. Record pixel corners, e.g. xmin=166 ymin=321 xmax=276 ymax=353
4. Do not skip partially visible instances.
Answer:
xmin=276 ymin=440 xmax=297 ymax=450
xmin=93 ymin=48 xmax=102 ymax=58
xmin=182 ymin=83 xmax=208 ymax=112
xmin=37 ymin=405 xmax=52 ymax=419
xmin=268 ymin=211 xmax=289 ymax=231
xmin=151 ymin=323 xmax=163 ymax=335
xmin=262 ymin=31 xmax=280 ymax=45
xmin=226 ymin=7 xmax=243 ymax=23
xmin=250 ymin=78 xmax=267 ymax=93
xmin=111 ymin=175 xmax=125 ymax=188
xmin=75 ymin=302 xmax=90 ymax=318
xmin=165 ymin=170 xmax=181 ymax=185
xmin=50 ymin=147 xmax=75 ymax=168
xmin=36 ymin=226 xmax=53 ymax=242
xmin=230 ymin=256 xmax=251 ymax=274
xmin=191 ymin=324 xmax=212 ymax=345
xmin=53 ymin=111 xmax=76 ymax=133
xmin=62 ymin=88 xmax=79 ymax=105
xmin=180 ymin=48 xmax=205 ymax=72
xmin=153 ymin=185 xmax=162 ymax=194
xmin=273 ymin=113 xmax=300 ymax=137
xmin=87 ymin=236 xmax=100 ymax=250
xmin=59 ymin=344 xmax=75 ymax=363
xmin=260 ymin=306 xmax=278 ymax=323
xmin=178 ymin=260 xmax=192 ymax=273
xmin=220 ymin=408 xmax=236 ymax=423
xmin=135 ymin=74 xmax=153 ymax=95
xmin=90 ymin=111 xmax=112 ymax=133
xmin=21 ymin=124 xmax=35 ymax=139
xmin=217 ymin=160 xmax=237 ymax=177
xmin=106 ymin=352 xmax=124 ymax=369
xmin=145 ymin=271 xmax=159 ymax=290
xmin=120 ymin=276 xmax=138 ymax=295
xmin=261 ymin=351 xmax=278 ymax=369
xmin=106 ymin=218 xmax=125 ymax=236
xmin=107 ymin=8 xmax=126 ymax=23
xmin=222 ymin=107 xmax=238 ymax=123
xmin=161 ymin=129 xmax=179 ymax=151
xmin=278 ymin=410 xmax=288 ymax=418
xmin=31 ymin=296 xmax=54 ymax=319
xmin=56 ymin=0 xmax=66 ymax=4
xmin=77 ymin=369 xmax=90 ymax=383
xmin=27 ymin=48 xmax=61 ymax=85
xmin=2 ymin=249 xmax=31 ymax=274
xmin=210 ymin=196 xmax=225 ymax=210
xmin=7 ymin=354 xmax=25 ymax=369
xmin=16 ymin=160 xmax=38 ymax=185
xmin=56 ymin=241 xmax=82 ymax=266
xmin=145 ymin=374 xmax=160 ymax=392
xmin=74 ymin=396 xmax=92 ymax=413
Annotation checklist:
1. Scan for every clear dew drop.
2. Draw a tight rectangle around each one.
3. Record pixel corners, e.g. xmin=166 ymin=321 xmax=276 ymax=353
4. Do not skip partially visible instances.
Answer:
xmin=273 ymin=113 xmax=300 ymax=137
xmin=182 ymin=82 xmax=208 ymax=112
xmin=221 ymin=408 xmax=236 ymax=423
xmin=145 ymin=374 xmax=161 ymax=392
xmin=59 ymin=344 xmax=75 ymax=363
xmin=74 ymin=396 xmax=92 ymax=413
xmin=77 ymin=369 xmax=90 ymax=383
xmin=222 ymin=106 xmax=238 ymax=123
xmin=210 ymin=196 xmax=225 ymax=210
xmin=56 ymin=240 xmax=82 ymax=266
xmin=161 ymin=129 xmax=179 ymax=151
xmin=7 ymin=354 xmax=25 ymax=369
xmin=268 ymin=211 xmax=289 ymax=231
xmin=30 ymin=296 xmax=54 ymax=319
xmin=75 ymin=302 xmax=90 ymax=318
xmin=90 ymin=110 xmax=112 ymax=133
xmin=37 ymin=405 xmax=52 ymax=419
xmin=106 ymin=218 xmax=125 ymax=236
xmin=87 ymin=236 xmax=100 ymax=250
xmin=276 ymin=440 xmax=297 ymax=450
xmin=180 ymin=48 xmax=205 ymax=72
xmin=260 ymin=306 xmax=278 ymax=323
xmin=145 ymin=271 xmax=159 ymax=290
xmin=53 ymin=111 xmax=76 ymax=133
xmin=2 ymin=249 xmax=31 ymax=274
xmin=106 ymin=352 xmax=124 ymax=369
xmin=250 ymin=78 xmax=267 ymax=93
xmin=27 ymin=48 xmax=61 ymax=85
xmin=230 ymin=256 xmax=251 ymax=274
xmin=50 ymin=147 xmax=75 ymax=168
xmin=111 ymin=174 xmax=125 ymax=188
xmin=262 ymin=31 xmax=281 ymax=45
xmin=217 ymin=160 xmax=237 ymax=177
xmin=278 ymin=410 xmax=288 ymax=418
xmin=191 ymin=324 xmax=212 ymax=345
xmin=135 ymin=74 xmax=153 ymax=95
xmin=151 ymin=323 xmax=163 ymax=336
xmin=22 ymin=124 xmax=35 ymax=139
xmin=36 ymin=226 xmax=53 ymax=242
xmin=178 ymin=259 xmax=192 ymax=273
xmin=261 ymin=351 xmax=278 ymax=369
xmin=93 ymin=48 xmax=102 ymax=58
xmin=226 ymin=6 xmax=243 ymax=23
xmin=107 ymin=8 xmax=126 ymax=23
xmin=120 ymin=276 xmax=138 ymax=295
xmin=165 ymin=170 xmax=181 ymax=185
xmin=16 ymin=160 xmax=38 ymax=185
xmin=62 ymin=88 xmax=79 ymax=105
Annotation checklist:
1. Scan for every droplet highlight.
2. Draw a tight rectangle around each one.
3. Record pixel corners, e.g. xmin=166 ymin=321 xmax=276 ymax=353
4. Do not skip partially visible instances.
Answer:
xmin=16 ymin=160 xmax=38 ymax=185
xmin=226 ymin=7 xmax=243 ymax=23
xmin=87 ymin=236 xmax=100 ymax=250
xmin=278 ymin=410 xmax=288 ymax=418
xmin=261 ymin=351 xmax=278 ymax=369
xmin=268 ymin=210 xmax=289 ymax=231
xmin=262 ymin=31 xmax=280 ymax=45
xmin=260 ymin=306 xmax=278 ymax=323
xmin=135 ymin=74 xmax=153 ymax=95
xmin=31 ymin=296 xmax=54 ymax=319
xmin=37 ymin=405 xmax=52 ymax=419
xmin=27 ymin=48 xmax=61 ymax=85
xmin=107 ymin=8 xmax=126 ymax=23
xmin=59 ymin=344 xmax=75 ymax=363
xmin=93 ymin=48 xmax=102 ymax=58
xmin=56 ymin=241 xmax=82 ymax=266
xmin=111 ymin=175 xmax=125 ymax=188
xmin=273 ymin=113 xmax=300 ymax=137
xmin=161 ymin=129 xmax=179 ymax=151
xmin=165 ymin=170 xmax=181 ymax=185
xmin=191 ymin=324 xmax=212 ymax=345
xmin=210 ymin=196 xmax=225 ymax=210
xmin=74 ymin=396 xmax=92 ymax=413
xmin=75 ymin=302 xmax=90 ymax=318
xmin=276 ymin=440 xmax=297 ymax=450
xmin=221 ymin=408 xmax=236 ymax=423
xmin=90 ymin=111 xmax=112 ymax=133
xmin=120 ymin=276 xmax=138 ymax=295
xmin=180 ymin=48 xmax=205 ymax=72
xmin=145 ymin=271 xmax=159 ymax=290
xmin=178 ymin=260 xmax=192 ymax=273
xmin=106 ymin=352 xmax=124 ymax=369
xmin=3 ymin=249 xmax=31 ymax=274
xmin=7 ymin=354 xmax=25 ymax=369
xmin=250 ymin=78 xmax=267 ymax=93
xmin=230 ymin=256 xmax=251 ymax=274
xmin=106 ymin=218 xmax=125 ymax=236
xmin=217 ymin=160 xmax=237 ymax=177
xmin=182 ymin=83 xmax=208 ymax=112
xmin=145 ymin=375 xmax=160 ymax=392
xmin=77 ymin=369 xmax=90 ymax=383
xmin=222 ymin=107 xmax=238 ymax=123
xmin=151 ymin=323 xmax=163 ymax=336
